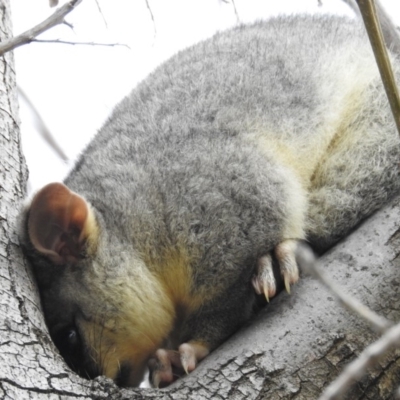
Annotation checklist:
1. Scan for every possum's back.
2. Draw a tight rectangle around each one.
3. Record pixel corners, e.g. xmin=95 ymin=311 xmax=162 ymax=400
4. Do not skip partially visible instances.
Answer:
xmin=65 ymin=14 xmax=400 ymax=251
xmin=67 ymin=15 xmax=390 ymax=183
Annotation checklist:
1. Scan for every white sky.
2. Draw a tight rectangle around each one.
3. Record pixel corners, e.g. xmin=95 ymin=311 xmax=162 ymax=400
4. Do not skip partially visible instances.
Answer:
xmin=10 ymin=0 xmax=400 ymax=193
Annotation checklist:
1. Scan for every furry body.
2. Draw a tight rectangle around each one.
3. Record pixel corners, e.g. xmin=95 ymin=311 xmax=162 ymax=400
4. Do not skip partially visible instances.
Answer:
xmin=20 ymin=15 xmax=400 ymax=386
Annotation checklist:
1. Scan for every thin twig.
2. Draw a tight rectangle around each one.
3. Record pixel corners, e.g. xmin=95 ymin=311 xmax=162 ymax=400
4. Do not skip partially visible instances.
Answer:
xmin=356 ymin=0 xmax=400 ymax=136
xmin=343 ymin=0 xmax=400 ymax=55
xmin=0 ymin=0 xmax=83 ymax=56
xmin=18 ymin=87 xmax=68 ymax=163
xmin=319 ymin=322 xmax=400 ymax=400
xmin=220 ymin=0 xmax=240 ymax=23
xmin=231 ymin=0 xmax=240 ymax=24
xmin=94 ymin=0 xmax=108 ymax=29
xmin=144 ymin=0 xmax=157 ymax=39
xmin=62 ymin=20 xmax=75 ymax=31
xmin=30 ymin=39 xmax=130 ymax=49
xmin=304 ymin=256 xmax=392 ymax=334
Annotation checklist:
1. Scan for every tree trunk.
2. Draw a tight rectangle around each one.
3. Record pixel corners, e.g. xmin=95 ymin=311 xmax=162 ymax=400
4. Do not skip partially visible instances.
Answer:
xmin=1 ymin=1 xmax=400 ymax=398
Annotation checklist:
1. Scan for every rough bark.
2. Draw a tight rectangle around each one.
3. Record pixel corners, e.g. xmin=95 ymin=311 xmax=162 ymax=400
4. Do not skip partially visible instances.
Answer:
xmin=1 ymin=1 xmax=400 ymax=399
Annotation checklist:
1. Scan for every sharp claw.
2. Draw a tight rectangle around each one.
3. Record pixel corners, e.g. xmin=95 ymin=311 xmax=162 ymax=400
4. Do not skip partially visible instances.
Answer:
xmin=152 ymin=372 xmax=160 ymax=388
xmin=150 ymin=343 xmax=210 ymax=386
xmin=181 ymin=358 xmax=190 ymax=375
xmin=284 ymin=274 xmax=291 ymax=294
xmin=251 ymin=277 xmax=262 ymax=295
xmin=253 ymin=254 xmax=276 ymax=300
xmin=179 ymin=345 xmax=194 ymax=374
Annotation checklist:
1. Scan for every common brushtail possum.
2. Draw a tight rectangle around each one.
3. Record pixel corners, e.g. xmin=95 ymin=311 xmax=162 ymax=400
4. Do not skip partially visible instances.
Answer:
xmin=19 ymin=15 xmax=400 ymax=387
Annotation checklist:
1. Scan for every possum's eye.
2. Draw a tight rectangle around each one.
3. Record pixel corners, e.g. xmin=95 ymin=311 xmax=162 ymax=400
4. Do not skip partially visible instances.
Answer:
xmin=53 ymin=326 xmax=82 ymax=354
xmin=66 ymin=328 xmax=79 ymax=348
xmin=51 ymin=324 xmax=100 ymax=379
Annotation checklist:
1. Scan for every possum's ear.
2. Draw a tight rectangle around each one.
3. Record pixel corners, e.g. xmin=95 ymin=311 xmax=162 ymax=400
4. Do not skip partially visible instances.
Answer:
xmin=28 ymin=182 xmax=95 ymax=265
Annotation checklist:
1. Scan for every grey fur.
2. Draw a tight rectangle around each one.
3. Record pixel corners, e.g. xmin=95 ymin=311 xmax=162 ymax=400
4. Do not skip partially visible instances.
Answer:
xmin=20 ymin=15 xmax=400 ymax=386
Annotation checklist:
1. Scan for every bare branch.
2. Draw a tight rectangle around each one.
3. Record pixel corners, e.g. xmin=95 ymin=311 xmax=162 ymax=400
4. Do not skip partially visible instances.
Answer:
xmin=0 ymin=0 xmax=82 ymax=56
xmin=30 ymin=39 xmax=130 ymax=49
xmin=343 ymin=0 xmax=400 ymax=55
xmin=371 ymin=1 xmax=400 ymax=55
xmin=231 ymin=0 xmax=240 ymax=23
xmin=219 ymin=0 xmax=240 ymax=23
xmin=145 ymin=0 xmax=157 ymax=38
xmin=18 ymin=87 xmax=69 ymax=163
xmin=303 ymin=253 xmax=392 ymax=334
xmin=319 ymin=322 xmax=400 ymax=400
xmin=356 ymin=0 xmax=400 ymax=136
xmin=62 ymin=20 xmax=75 ymax=30
xmin=94 ymin=0 xmax=108 ymax=29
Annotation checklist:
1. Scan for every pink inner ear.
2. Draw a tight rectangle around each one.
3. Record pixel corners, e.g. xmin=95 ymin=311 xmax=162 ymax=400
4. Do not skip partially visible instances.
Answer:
xmin=28 ymin=182 xmax=89 ymax=265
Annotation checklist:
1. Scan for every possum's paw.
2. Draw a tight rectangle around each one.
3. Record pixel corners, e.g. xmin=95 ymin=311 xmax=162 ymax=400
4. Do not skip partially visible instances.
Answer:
xmin=149 ymin=342 xmax=209 ymax=387
xmin=252 ymin=253 xmax=276 ymax=301
xmin=252 ymin=239 xmax=301 ymax=301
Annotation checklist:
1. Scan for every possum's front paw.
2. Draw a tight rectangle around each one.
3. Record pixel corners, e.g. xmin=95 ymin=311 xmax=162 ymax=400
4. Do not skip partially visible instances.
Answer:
xmin=149 ymin=342 xmax=209 ymax=387
xmin=252 ymin=239 xmax=301 ymax=301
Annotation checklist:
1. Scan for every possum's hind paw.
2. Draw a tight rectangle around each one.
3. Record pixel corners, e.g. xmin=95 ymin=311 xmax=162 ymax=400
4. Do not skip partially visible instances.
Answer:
xmin=252 ymin=239 xmax=303 ymax=301
xmin=252 ymin=253 xmax=276 ymax=302
xmin=149 ymin=342 xmax=209 ymax=387
xmin=275 ymin=239 xmax=301 ymax=294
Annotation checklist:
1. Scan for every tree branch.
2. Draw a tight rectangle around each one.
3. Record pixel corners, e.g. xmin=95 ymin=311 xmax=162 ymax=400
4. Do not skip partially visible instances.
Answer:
xmin=94 ymin=0 xmax=108 ymax=28
xmin=342 ymin=0 xmax=400 ymax=55
xmin=145 ymin=0 xmax=157 ymax=39
xmin=30 ymin=39 xmax=130 ymax=48
xmin=304 ymin=252 xmax=392 ymax=334
xmin=0 ymin=0 xmax=82 ymax=56
xmin=18 ymin=87 xmax=69 ymax=163
xmin=356 ymin=0 xmax=400 ymax=136
xmin=319 ymin=322 xmax=400 ymax=400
